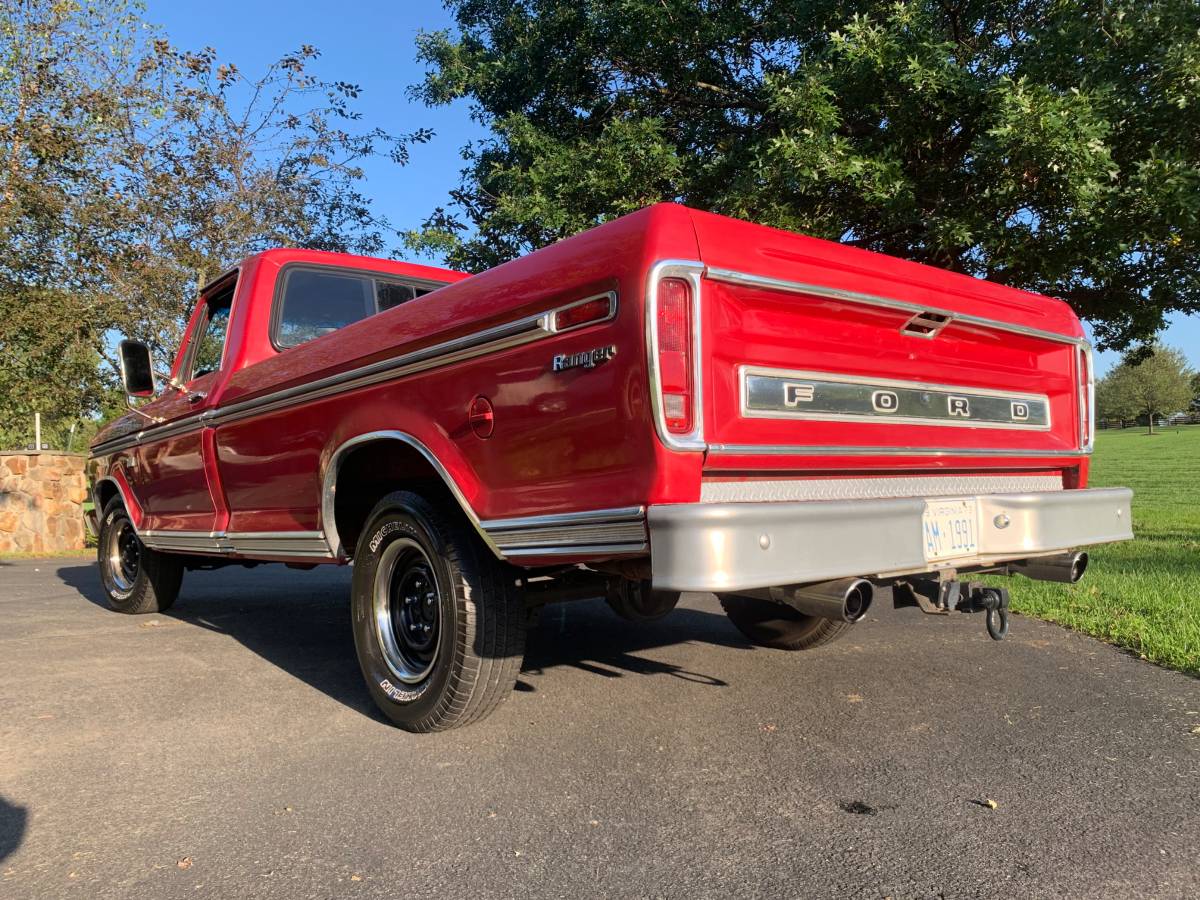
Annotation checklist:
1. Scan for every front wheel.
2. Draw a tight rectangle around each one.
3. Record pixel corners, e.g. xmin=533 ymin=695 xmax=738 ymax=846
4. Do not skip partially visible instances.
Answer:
xmin=350 ymin=491 xmax=526 ymax=732
xmin=718 ymin=593 xmax=849 ymax=651
xmin=97 ymin=498 xmax=184 ymax=614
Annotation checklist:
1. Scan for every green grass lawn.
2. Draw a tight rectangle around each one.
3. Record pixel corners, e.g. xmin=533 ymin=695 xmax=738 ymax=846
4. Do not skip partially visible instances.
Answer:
xmin=1003 ymin=425 xmax=1199 ymax=675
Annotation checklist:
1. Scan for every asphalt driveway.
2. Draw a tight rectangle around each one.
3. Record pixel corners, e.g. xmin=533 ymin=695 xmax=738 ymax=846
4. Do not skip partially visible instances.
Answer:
xmin=1 ymin=557 xmax=1197 ymax=898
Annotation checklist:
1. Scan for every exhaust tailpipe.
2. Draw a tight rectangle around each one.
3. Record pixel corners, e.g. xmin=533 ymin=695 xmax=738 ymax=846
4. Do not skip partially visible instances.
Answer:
xmin=1011 ymin=551 xmax=1089 ymax=584
xmin=771 ymin=578 xmax=875 ymax=624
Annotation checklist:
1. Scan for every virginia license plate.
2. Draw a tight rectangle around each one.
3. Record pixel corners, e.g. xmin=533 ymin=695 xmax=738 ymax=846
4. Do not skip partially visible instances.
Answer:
xmin=922 ymin=498 xmax=980 ymax=561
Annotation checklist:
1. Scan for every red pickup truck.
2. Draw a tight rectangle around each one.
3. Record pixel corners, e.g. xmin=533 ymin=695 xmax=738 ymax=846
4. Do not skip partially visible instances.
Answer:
xmin=89 ymin=203 xmax=1133 ymax=731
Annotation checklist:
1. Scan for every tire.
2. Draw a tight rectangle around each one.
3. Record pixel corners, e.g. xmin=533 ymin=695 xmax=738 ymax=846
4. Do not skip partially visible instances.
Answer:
xmin=350 ymin=490 xmax=526 ymax=732
xmin=97 ymin=498 xmax=184 ymax=614
xmin=718 ymin=593 xmax=849 ymax=651
xmin=605 ymin=579 xmax=681 ymax=622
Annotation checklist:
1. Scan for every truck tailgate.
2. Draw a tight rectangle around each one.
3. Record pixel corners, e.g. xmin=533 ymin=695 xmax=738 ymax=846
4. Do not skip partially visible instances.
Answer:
xmin=688 ymin=211 xmax=1089 ymax=460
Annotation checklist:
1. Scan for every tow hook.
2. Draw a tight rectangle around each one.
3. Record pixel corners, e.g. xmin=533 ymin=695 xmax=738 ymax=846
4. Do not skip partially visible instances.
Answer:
xmin=893 ymin=579 xmax=1012 ymax=641
xmin=964 ymin=585 xmax=1011 ymax=641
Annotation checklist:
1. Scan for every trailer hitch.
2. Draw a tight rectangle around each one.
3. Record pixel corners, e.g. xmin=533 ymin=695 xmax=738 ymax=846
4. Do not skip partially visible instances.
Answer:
xmin=893 ymin=578 xmax=1011 ymax=641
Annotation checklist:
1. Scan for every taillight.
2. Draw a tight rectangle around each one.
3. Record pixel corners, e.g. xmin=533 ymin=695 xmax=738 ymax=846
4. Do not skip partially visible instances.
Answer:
xmin=657 ymin=278 xmax=693 ymax=434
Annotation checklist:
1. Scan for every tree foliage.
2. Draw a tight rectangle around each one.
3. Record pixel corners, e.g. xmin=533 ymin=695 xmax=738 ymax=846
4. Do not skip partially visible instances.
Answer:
xmin=1095 ymin=344 xmax=1194 ymax=433
xmin=0 ymin=0 xmax=427 ymax=448
xmin=411 ymin=0 xmax=1200 ymax=352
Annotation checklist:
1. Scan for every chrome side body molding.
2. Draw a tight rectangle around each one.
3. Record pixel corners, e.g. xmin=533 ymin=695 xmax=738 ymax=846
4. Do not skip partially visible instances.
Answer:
xmin=90 ymin=291 xmax=620 ymax=459
xmin=106 ymin=428 xmax=649 ymax=564
xmin=138 ymin=530 xmax=334 ymax=559
xmin=480 ymin=507 xmax=648 ymax=558
xmin=134 ymin=510 xmax=649 ymax=563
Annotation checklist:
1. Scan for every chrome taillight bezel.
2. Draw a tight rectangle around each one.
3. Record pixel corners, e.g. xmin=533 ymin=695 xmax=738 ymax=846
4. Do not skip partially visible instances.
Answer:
xmin=645 ymin=260 xmax=705 ymax=451
xmin=1077 ymin=343 xmax=1095 ymax=452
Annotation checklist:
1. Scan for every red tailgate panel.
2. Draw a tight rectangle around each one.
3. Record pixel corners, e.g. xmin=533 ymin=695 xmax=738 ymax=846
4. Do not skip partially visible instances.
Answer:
xmin=702 ymin=278 xmax=1082 ymax=456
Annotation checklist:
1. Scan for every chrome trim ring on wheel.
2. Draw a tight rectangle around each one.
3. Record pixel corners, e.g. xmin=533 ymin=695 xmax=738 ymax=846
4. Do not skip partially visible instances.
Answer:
xmin=373 ymin=537 xmax=442 ymax=684
xmin=105 ymin=518 xmax=141 ymax=593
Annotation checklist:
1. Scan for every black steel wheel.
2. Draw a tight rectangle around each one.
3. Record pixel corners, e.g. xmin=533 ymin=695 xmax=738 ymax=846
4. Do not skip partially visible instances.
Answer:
xmin=96 ymin=498 xmax=183 ymax=614
xmin=373 ymin=538 xmax=442 ymax=685
xmin=350 ymin=490 xmax=526 ymax=732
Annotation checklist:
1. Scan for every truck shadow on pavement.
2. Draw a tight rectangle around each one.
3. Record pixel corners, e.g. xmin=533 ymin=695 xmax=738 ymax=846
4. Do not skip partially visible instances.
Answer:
xmin=0 ymin=796 xmax=27 ymax=863
xmin=56 ymin=563 xmax=749 ymax=720
xmin=522 ymin=600 xmax=751 ymax=689
xmin=56 ymin=562 xmax=385 ymax=719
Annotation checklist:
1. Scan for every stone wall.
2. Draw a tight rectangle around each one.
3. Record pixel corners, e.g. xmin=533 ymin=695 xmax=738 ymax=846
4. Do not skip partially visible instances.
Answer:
xmin=0 ymin=453 xmax=89 ymax=554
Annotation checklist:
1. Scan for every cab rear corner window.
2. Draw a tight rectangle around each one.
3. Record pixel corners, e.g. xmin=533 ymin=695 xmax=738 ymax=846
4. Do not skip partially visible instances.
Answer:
xmin=376 ymin=280 xmax=416 ymax=312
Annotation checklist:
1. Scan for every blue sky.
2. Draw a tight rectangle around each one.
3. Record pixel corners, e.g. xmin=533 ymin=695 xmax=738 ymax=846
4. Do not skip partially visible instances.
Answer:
xmin=146 ymin=0 xmax=1197 ymax=376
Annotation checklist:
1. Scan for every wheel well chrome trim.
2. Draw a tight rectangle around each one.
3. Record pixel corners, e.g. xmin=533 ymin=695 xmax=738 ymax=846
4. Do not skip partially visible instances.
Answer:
xmin=320 ymin=430 xmax=501 ymax=560
xmin=93 ymin=474 xmax=141 ymax=529
xmin=322 ymin=435 xmax=652 ymax=565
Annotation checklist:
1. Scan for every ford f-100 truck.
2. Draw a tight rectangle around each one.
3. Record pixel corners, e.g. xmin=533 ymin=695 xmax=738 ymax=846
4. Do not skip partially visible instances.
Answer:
xmin=90 ymin=203 xmax=1133 ymax=731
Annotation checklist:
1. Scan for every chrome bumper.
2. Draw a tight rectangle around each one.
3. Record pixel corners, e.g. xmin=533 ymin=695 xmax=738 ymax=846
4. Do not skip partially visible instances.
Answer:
xmin=647 ymin=488 xmax=1133 ymax=593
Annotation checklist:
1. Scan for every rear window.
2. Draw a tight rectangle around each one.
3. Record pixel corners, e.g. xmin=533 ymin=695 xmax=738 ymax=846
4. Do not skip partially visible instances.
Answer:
xmin=274 ymin=266 xmax=445 ymax=349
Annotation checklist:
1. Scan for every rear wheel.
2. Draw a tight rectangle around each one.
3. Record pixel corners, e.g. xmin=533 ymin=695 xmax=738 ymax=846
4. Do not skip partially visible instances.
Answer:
xmin=605 ymin=579 xmax=681 ymax=622
xmin=719 ymin=593 xmax=849 ymax=650
xmin=350 ymin=491 xmax=526 ymax=732
xmin=97 ymin=498 xmax=184 ymax=614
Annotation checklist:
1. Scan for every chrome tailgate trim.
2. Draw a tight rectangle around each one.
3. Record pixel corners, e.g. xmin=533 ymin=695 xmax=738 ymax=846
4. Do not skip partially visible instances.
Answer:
xmin=700 ymin=474 xmax=1063 ymax=504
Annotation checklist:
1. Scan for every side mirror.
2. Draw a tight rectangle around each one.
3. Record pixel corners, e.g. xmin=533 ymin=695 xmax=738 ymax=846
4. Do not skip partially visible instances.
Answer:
xmin=118 ymin=339 xmax=156 ymax=398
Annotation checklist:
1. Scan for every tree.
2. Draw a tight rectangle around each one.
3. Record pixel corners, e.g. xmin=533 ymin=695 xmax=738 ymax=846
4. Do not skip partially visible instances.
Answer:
xmin=411 ymin=0 xmax=1200 ymax=352
xmin=1191 ymin=371 xmax=1200 ymax=413
xmin=0 ymin=0 xmax=137 ymax=448
xmin=1095 ymin=373 xmax=1135 ymax=429
xmin=0 ymin=0 xmax=429 ymax=448
xmin=1096 ymin=345 xmax=1194 ymax=434
xmin=103 ymin=40 xmax=431 ymax=362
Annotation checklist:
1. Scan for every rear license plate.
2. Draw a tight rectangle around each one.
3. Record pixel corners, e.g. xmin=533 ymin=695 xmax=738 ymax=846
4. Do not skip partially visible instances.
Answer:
xmin=922 ymin=498 xmax=980 ymax=561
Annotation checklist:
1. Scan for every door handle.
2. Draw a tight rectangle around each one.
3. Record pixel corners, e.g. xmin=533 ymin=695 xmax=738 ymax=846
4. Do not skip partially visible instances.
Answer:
xmin=186 ymin=391 xmax=206 ymax=405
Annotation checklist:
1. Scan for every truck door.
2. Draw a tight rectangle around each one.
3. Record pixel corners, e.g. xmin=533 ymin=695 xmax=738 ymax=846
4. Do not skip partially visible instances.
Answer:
xmin=130 ymin=282 xmax=233 ymax=532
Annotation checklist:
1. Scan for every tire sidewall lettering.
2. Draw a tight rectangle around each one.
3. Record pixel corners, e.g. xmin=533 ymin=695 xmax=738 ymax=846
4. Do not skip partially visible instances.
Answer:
xmin=368 ymin=519 xmax=417 ymax=554
xmin=378 ymin=678 xmax=423 ymax=703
